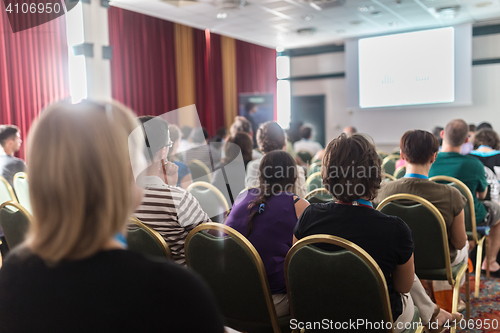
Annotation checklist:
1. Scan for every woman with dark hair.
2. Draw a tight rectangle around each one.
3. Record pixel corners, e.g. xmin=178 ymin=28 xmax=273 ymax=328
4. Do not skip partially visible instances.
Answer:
xmin=295 ymin=133 xmax=461 ymax=333
xmin=225 ymin=150 xmax=309 ymax=317
xmin=211 ymin=132 xmax=254 ymax=204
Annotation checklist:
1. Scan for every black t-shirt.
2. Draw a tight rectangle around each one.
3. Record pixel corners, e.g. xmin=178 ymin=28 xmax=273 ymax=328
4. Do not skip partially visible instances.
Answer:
xmin=0 ymin=248 xmax=225 ymax=333
xmin=469 ymin=152 xmax=500 ymax=174
xmin=294 ymin=203 xmax=414 ymax=320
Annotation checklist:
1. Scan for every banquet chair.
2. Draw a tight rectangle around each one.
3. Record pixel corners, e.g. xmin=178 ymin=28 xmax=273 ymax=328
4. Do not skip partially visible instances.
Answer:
xmin=0 ymin=201 xmax=32 ymax=251
xmin=13 ymin=172 xmax=32 ymax=214
xmin=187 ymin=181 xmax=229 ymax=223
xmin=127 ymin=217 xmax=172 ymax=260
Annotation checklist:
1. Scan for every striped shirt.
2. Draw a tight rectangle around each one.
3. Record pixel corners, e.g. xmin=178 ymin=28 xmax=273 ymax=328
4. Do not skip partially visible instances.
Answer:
xmin=134 ymin=176 xmax=211 ymax=265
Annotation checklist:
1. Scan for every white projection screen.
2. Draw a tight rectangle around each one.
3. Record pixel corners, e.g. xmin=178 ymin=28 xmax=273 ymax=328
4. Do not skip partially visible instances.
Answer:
xmin=346 ymin=24 xmax=472 ymax=110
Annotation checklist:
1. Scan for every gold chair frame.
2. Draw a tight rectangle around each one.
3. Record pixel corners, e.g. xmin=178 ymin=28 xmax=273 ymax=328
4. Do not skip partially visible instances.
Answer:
xmin=186 ymin=159 xmax=212 ymax=183
xmin=382 ymin=173 xmax=397 ymax=181
xmin=129 ymin=217 xmax=172 ymax=259
xmin=308 ymin=161 xmax=322 ymax=174
xmin=304 ymin=188 xmax=333 ymax=202
xmin=394 ymin=166 xmax=406 ymax=178
xmin=0 ymin=201 xmax=33 ymax=221
xmin=0 ymin=175 xmax=18 ymax=204
xmin=377 ymin=150 xmax=390 ymax=158
xmin=185 ymin=222 xmax=283 ymax=333
xmin=305 ymin=171 xmax=322 ymax=189
xmin=285 ymin=235 xmax=424 ymax=333
xmin=186 ymin=181 xmax=230 ymax=212
xmin=430 ymin=175 xmax=488 ymax=297
xmin=377 ymin=193 xmax=470 ymax=328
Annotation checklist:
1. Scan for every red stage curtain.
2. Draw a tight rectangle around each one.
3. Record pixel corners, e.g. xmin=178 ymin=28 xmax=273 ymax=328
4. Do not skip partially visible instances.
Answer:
xmin=235 ymin=40 xmax=277 ymax=119
xmin=108 ymin=7 xmax=178 ymax=117
xmin=0 ymin=14 xmax=69 ymax=159
xmin=193 ymin=29 xmax=225 ymax=136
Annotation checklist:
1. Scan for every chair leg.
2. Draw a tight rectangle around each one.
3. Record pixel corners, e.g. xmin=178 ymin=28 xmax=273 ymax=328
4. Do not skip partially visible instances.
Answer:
xmin=465 ymin=267 xmax=471 ymax=320
xmin=486 ymin=235 xmax=490 ymax=279
xmin=475 ymin=238 xmax=484 ymax=298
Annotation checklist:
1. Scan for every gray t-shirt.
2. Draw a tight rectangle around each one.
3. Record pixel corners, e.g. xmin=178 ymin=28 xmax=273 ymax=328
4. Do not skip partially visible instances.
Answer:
xmin=0 ymin=155 xmax=26 ymax=188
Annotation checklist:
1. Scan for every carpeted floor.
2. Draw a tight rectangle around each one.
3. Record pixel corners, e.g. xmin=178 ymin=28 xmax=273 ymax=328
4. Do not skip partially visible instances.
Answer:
xmin=460 ymin=273 xmax=500 ymax=333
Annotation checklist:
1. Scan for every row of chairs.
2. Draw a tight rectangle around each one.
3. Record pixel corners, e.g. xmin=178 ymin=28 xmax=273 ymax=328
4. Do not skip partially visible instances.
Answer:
xmin=0 ymin=172 xmax=31 ymax=214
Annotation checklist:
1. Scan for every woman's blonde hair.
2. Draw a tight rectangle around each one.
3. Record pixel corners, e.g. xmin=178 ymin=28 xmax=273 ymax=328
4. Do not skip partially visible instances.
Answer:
xmin=26 ymin=100 xmax=141 ymax=262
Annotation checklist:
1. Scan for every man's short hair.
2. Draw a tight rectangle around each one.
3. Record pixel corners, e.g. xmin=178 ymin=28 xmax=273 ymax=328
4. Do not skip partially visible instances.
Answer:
xmin=138 ymin=116 xmax=170 ymax=163
xmin=230 ymin=116 xmax=252 ymax=135
xmin=0 ymin=125 xmax=19 ymax=147
xmin=256 ymin=121 xmax=285 ymax=154
xmin=444 ymin=119 xmax=469 ymax=147
xmin=469 ymin=124 xmax=476 ymax=132
xmin=180 ymin=126 xmax=192 ymax=140
xmin=300 ymin=125 xmax=313 ymax=140
xmin=400 ymin=130 xmax=440 ymax=165
xmin=477 ymin=122 xmax=493 ymax=131
xmin=474 ymin=129 xmax=500 ymax=150
xmin=322 ymin=133 xmax=382 ymax=202
xmin=190 ymin=127 xmax=209 ymax=144
xmin=245 ymin=102 xmax=256 ymax=113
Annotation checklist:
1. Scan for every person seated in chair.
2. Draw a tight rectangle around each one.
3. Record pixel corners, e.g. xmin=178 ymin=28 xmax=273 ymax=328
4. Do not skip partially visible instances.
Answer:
xmin=246 ymin=122 xmax=307 ymax=198
xmin=293 ymin=124 xmax=323 ymax=157
xmin=0 ymin=125 xmax=26 ymax=188
xmin=226 ymin=150 xmax=309 ymax=317
xmin=469 ymin=128 xmax=500 ymax=174
xmin=294 ymin=133 xmax=461 ymax=333
xmin=374 ymin=129 xmax=468 ymax=312
xmin=134 ymin=116 xmax=211 ymax=266
xmin=429 ymin=119 xmax=500 ymax=276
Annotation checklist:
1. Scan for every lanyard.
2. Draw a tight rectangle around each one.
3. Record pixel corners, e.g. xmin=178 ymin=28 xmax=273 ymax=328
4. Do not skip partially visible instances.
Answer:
xmin=404 ymin=173 xmax=428 ymax=179
xmin=114 ymin=233 xmax=128 ymax=249
xmin=337 ymin=199 xmax=373 ymax=209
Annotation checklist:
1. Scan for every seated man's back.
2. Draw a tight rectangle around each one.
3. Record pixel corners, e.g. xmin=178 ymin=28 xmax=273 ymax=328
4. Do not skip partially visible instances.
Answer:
xmin=0 ymin=154 xmax=25 ymax=187
xmin=429 ymin=151 xmax=488 ymax=223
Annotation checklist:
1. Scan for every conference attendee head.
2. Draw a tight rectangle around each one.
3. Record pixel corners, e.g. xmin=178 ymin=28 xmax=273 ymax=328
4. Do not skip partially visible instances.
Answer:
xmin=477 ymin=122 xmax=493 ymax=131
xmin=230 ymin=116 xmax=253 ymax=136
xmin=322 ymin=133 xmax=382 ymax=202
xmin=400 ymin=130 xmax=440 ymax=166
xmin=190 ymin=127 xmax=209 ymax=144
xmin=432 ymin=126 xmax=444 ymax=146
xmin=138 ymin=116 xmax=171 ymax=164
xmin=245 ymin=102 xmax=258 ymax=115
xmin=343 ymin=126 xmax=357 ymax=137
xmin=256 ymin=121 xmax=286 ymax=154
xmin=473 ymin=129 xmax=500 ymax=150
xmin=223 ymin=132 xmax=253 ymax=167
xmin=257 ymin=150 xmax=297 ymax=194
xmin=300 ymin=124 xmax=313 ymax=140
xmin=441 ymin=119 xmax=469 ymax=148
xmin=0 ymin=125 xmax=22 ymax=155
xmin=180 ymin=126 xmax=192 ymax=141
xmin=26 ymin=100 xmax=144 ymax=262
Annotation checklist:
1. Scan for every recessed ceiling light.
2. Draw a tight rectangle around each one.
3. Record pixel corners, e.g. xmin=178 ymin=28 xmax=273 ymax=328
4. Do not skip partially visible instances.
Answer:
xmin=302 ymin=14 xmax=314 ymax=21
xmin=216 ymin=12 xmax=228 ymax=19
xmin=389 ymin=21 xmax=399 ymax=26
xmin=277 ymin=32 xmax=288 ymax=39
xmin=276 ymin=46 xmax=285 ymax=52
xmin=475 ymin=1 xmax=492 ymax=6
xmin=358 ymin=5 xmax=375 ymax=12
xmin=350 ymin=20 xmax=364 ymax=25
xmin=371 ymin=10 xmax=382 ymax=17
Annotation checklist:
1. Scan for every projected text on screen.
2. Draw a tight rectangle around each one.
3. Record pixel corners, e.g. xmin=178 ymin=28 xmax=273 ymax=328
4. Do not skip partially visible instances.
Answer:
xmin=358 ymin=27 xmax=455 ymax=108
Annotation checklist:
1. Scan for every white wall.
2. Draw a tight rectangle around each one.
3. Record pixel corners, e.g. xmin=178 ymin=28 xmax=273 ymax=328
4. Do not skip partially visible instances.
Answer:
xmin=291 ymin=33 xmax=500 ymax=152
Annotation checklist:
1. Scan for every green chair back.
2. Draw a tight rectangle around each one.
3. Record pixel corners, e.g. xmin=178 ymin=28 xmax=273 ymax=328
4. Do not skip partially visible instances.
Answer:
xmin=13 ymin=173 xmax=32 ymax=214
xmin=187 ymin=159 xmax=212 ymax=183
xmin=185 ymin=223 xmax=285 ymax=333
xmin=377 ymin=194 xmax=453 ymax=284
xmin=127 ymin=218 xmax=172 ymax=259
xmin=377 ymin=151 xmax=389 ymax=160
xmin=297 ymin=151 xmax=313 ymax=164
xmin=306 ymin=172 xmax=323 ymax=193
xmin=0 ymin=202 xmax=31 ymax=250
xmin=381 ymin=155 xmax=399 ymax=177
xmin=187 ymin=182 xmax=229 ymax=223
xmin=0 ymin=176 xmax=17 ymax=206
xmin=285 ymin=235 xmax=395 ymax=332
xmin=308 ymin=162 xmax=321 ymax=176
xmin=304 ymin=188 xmax=334 ymax=204
xmin=394 ymin=166 xmax=406 ymax=179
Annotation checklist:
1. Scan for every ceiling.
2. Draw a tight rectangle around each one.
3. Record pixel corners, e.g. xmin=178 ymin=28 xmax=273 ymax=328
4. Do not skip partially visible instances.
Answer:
xmin=110 ymin=0 xmax=500 ymax=48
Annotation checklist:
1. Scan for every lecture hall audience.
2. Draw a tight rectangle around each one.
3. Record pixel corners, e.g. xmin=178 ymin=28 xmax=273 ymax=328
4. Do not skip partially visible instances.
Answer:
xmin=134 ymin=116 xmax=211 ymax=266
xmin=0 ymin=101 xmax=225 ymax=333
xmin=294 ymin=133 xmax=462 ymax=333
xmin=230 ymin=116 xmax=263 ymax=160
xmin=183 ymin=127 xmax=221 ymax=171
xmin=0 ymin=125 xmax=26 ymax=188
xmin=225 ymin=150 xmax=309 ymax=317
xmin=293 ymin=124 xmax=323 ymax=156
xmin=429 ymin=119 xmax=500 ymax=276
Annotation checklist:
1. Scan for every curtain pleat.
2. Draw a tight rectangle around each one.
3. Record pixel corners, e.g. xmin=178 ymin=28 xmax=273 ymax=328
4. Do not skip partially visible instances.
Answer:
xmin=0 ymin=13 xmax=69 ymax=160
xmin=221 ymin=36 xmax=237 ymax=131
xmin=174 ymin=23 xmax=196 ymax=127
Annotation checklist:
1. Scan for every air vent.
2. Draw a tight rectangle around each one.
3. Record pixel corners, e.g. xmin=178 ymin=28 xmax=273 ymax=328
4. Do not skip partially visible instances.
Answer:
xmin=298 ymin=0 xmax=345 ymax=10
xmin=297 ymin=27 xmax=317 ymax=35
xmin=214 ymin=0 xmax=246 ymax=9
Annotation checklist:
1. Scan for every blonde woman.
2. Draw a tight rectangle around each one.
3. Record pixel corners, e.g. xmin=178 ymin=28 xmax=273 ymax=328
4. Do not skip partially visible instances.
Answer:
xmin=0 ymin=101 xmax=225 ymax=333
